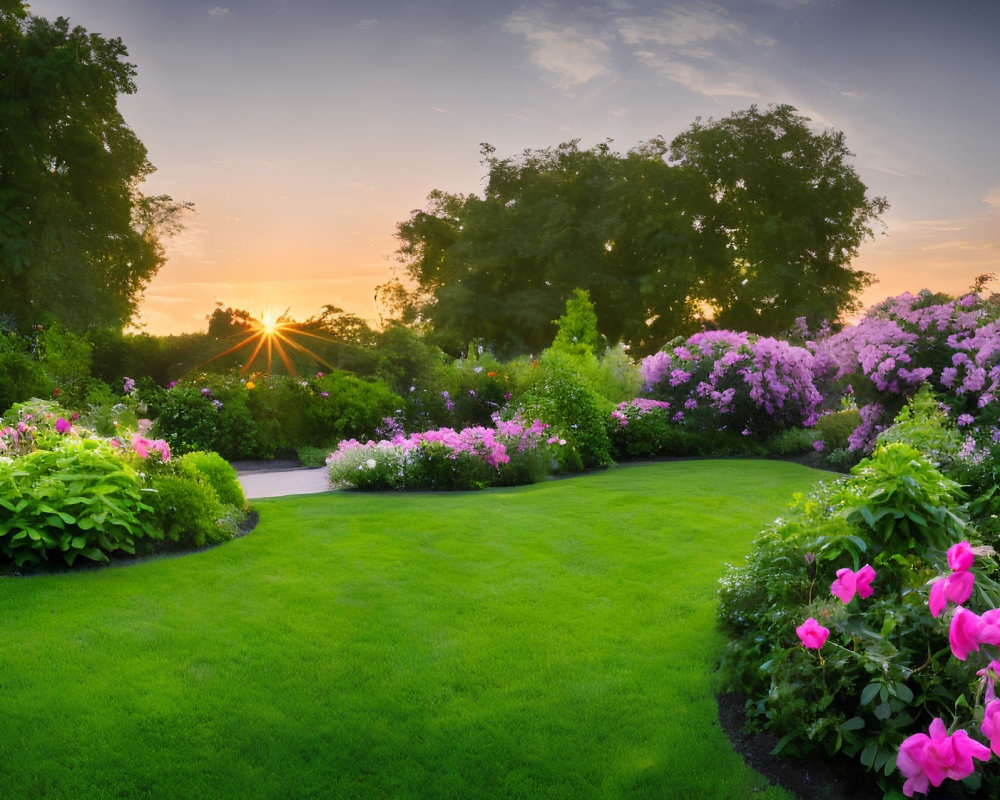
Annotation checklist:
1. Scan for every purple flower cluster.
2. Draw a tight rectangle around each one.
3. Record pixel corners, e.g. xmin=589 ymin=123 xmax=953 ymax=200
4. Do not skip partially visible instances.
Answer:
xmin=611 ymin=398 xmax=671 ymax=427
xmin=640 ymin=330 xmax=821 ymax=434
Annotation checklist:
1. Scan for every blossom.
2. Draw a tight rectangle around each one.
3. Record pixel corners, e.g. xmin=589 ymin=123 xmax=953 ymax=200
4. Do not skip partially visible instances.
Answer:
xmin=979 ymin=660 xmax=1000 ymax=705
xmin=487 ymin=371 xmax=497 ymax=377
xmin=795 ymin=617 xmax=829 ymax=649
xmin=949 ymin=607 xmax=984 ymax=660
xmin=122 ymin=376 xmax=135 ymax=394
xmin=948 ymin=541 xmax=975 ymax=572
xmin=929 ymin=572 xmax=976 ymax=617
xmin=812 ymin=440 xmax=825 ymax=453
xmin=830 ymin=564 xmax=876 ymax=603
xmin=168 ymin=381 xmax=177 ymax=389
xmin=983 ymin=701 xmax=1000 ymax=757
xmin=201 ymin=387 xmax=211 ymax=397
xmin=246 ymin=381 xmax=255 ymax=390
xmin=320 ymin=392 xmax=329 ymax=398
xmin=55 ymin=417 xmax=72 ymax=434
xmin=53 ymin=387 xmax=60 ymax=398
xmin=897 ymin=718 xmax=991 ymax=797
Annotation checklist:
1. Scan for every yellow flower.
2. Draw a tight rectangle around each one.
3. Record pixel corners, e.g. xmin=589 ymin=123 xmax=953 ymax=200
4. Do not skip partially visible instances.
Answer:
xmin=246 ymin=381 xmax=255 ymax=390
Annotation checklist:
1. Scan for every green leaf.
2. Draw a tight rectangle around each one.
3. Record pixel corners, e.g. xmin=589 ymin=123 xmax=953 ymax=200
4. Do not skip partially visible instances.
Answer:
xmin=71 ymin=536 xmax=87 ymax=549
xmin=770 ymin=732 xmax=796 ymax=756
xmin=839 ymin=716 xmax=865 ymax=732
xmin=860 ymin=682 xmax=881 ymax=706
xmin=860 ymin=743 xmax=878 ymax=767
xmin=874 ymin=703 xmax=892 ymax=720
xmin=891 ymin=683 xmax=913 ymax=704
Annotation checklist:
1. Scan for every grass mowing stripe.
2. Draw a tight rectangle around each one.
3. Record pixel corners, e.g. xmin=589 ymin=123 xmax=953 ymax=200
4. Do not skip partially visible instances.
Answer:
xmin=0 ymin=460 xmax=824 ymax=799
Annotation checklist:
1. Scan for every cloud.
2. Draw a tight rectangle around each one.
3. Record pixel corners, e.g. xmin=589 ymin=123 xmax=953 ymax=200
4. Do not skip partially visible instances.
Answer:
xmin=633 ymin=50 xmax=759 ymax=98
xmin=616 ymin=5 xmax=741 ymax=52
xmin=431 ymin=107 xmax=454 ymax=115
xmin=356 ymin=18 xmax=379 ymax=29
xmin=208 ymin=7 xmax=230 ymax=17
xmin=502 ymin=8 xmax=613 ymax=90
xmin=839 ymin=90 xmax=868 ymax=99
xmin=983 ymin=187 xmax=1000 ymax=207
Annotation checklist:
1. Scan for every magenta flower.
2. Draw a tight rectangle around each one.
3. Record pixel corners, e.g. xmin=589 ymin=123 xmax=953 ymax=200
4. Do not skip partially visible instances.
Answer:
xmin=812 ymin=440 xmax=825 ymax=453
xmin=948 ymin=541 xmax=975 ymax=572
xmin=929 ymin=572 xmax=976 ymax=617
xmin=980 ymin=660 xmax=1000 ymax=705
xmin=983 ymin=701 xmax=1000 ymax=757
xmin=897 ymin=718 xmax=991 ymax=797
xmin=131 ymin=435 xmax=152 ymax=459
xmin=55 ymin=417 xmax=72 ymax=434
xmin=830 ymin=564 xmax=876 ymax=603
xmin=949 ymin=607 xmax=984 ymax=661
xmin=795 ymin=617 xmax=829 ymax=649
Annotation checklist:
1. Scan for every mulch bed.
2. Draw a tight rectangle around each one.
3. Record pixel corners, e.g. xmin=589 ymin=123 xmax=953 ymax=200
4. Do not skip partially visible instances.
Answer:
xmin=716 ymin=691 xmax=883 ymax=800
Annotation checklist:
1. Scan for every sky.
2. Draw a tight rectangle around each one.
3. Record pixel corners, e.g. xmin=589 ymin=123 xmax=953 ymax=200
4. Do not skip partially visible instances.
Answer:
xmin=24 ymin=0 xmax=1000 ymax=336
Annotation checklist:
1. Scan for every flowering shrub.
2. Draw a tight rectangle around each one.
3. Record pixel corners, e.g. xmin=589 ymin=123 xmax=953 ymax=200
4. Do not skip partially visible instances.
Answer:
xmin=0 ymin=399 xmax=245 ymax=568
xmin=813 ymin=290 xmax=1000 ymax=454
xmin=642 ymin=330 xmax=822 ymax=438
xmin=718 ymin=435 xmax=1000 ymax=794
xmin=327 ymin=416 xmax=556 ymax=490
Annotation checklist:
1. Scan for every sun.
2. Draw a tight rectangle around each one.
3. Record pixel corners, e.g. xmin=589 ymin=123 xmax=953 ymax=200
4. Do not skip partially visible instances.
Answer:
xmin=198 ymin=305 xmax=335 ymax=377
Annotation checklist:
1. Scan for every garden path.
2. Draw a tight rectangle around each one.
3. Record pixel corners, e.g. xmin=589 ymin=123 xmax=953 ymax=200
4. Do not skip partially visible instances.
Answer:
xmin=233 ymin=462 xmax=333 ymax=498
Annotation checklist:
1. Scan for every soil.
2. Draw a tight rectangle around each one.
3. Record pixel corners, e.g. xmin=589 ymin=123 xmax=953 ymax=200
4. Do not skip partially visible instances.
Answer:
xmin=716 ymin=691 xmax=883 ymax=800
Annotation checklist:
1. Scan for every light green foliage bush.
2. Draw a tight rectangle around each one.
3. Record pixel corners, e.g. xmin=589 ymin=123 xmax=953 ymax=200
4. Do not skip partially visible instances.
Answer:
xmin=177 ymin=451 xmax=246 ymax=510
xmin=876 ymin=384 xmax=962 ymax=464
xmin=146 ymin=472 xmax=237 ymax=548
xmin=516 ymin=349 xmax=614 ymax=469
xmin=551 ymin=288 xmax=603 ymax=356
xmin=718 ymin=442 xmax=1000 ymax=792
xmin=815 ymin=409 xmax=862 ymax=452
xmin=0 ymin=438 xmax=155 ymax=567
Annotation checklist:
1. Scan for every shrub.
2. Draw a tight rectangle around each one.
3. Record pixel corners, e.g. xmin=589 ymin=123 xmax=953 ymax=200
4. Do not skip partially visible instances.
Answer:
xmin=642 ymin=330 xmax=822 ymax=439
xmin=177 ymin=451 xmax=247 ymax=510
xmin=0 ymin=438 xmax=156 ymax=567
xmin=815 ymin=410 xmax=862 ymax=452
xmin=146 ymin=472 xmax=237 ymax=548
xmin=0 ymin=333 xmax=53 ymax=413
xmin=717 ymin=441 xmax=1000 ymax=794
xmin=516 ymin=350 xmax=614 ymax=469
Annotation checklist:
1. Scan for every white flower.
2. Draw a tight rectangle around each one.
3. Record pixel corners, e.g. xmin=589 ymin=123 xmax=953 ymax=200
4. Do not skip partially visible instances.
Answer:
xmin=365 ymin=458 xmax=377 ymax=469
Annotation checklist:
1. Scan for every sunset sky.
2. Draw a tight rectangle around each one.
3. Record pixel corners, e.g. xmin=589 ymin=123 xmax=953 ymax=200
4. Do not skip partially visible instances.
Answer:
xmin=26 ymin=0 xmax=1000 ymax=336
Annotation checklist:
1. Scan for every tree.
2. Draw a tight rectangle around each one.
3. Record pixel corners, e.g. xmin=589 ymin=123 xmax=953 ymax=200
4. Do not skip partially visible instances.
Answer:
xmin=396 ymin=139 xmax=708 ymax=356
xmin=0 ymin=2 xmax=190 ymax=332
xmin=391 ymin=106 xmax=887 ymax=353
xmin=669 ymin=104 xmax=888 ymax=333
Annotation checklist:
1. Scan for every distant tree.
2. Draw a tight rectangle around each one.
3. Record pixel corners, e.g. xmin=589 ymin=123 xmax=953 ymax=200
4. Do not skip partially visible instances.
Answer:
xmin=0 ymin=2 xmax=190 ymax=332
xmin=669 ymin=104 xmax=888 ymax=333
xmin=391 ymin=106 xmax=887 ymax=353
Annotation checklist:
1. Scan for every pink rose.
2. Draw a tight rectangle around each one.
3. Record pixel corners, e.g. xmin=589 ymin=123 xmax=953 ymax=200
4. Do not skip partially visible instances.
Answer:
xmin=830 ymin=564 xmax=876 ymax=604
xmin=948 ymin=541 xmax=975 ymax=572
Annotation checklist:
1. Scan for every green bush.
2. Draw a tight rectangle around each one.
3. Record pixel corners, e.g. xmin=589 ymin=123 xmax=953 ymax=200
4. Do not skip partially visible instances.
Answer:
xmin=717 ymin=442 xmax=1000 ymax=793
xmin=0 ymin=333 xmax=53 ymax=413
xmin=0 ymin=438 xmax=156 ymax=567
xmin=516 ymin=350 xmax=614 ymax=469
xmin=815 ymin=410 xmax=862 ymax=452
xmin=146 ymin=472 xmax=237 ymax=548
xmin=177 ymin=451 xmax=247 ymax=510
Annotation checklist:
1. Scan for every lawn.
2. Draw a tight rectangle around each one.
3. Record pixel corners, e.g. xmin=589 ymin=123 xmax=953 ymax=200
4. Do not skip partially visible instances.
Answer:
xmin=0 ymin=460 xmax=825 ymax=799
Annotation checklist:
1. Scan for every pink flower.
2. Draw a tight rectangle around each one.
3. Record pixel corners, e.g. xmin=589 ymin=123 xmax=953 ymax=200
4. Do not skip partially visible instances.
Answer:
xmin=949 ymin=607 xmax=984 ymax=660
xmin=795 ymin=617 xmax=829 ymax=649
xmin=948 ymin=541 xmax=975 ymax=572
xmin=131 ymin=435 xmax=151 ymax=459
xmin=830 ymin=565 xmax=876 ymax=604
xmin=983 ymin=701 xmax=1000 ymax=756
xmin=929 ymin=572 xmax=976 ymax=617
xmin=55 ymin=417 xmax=71 ymax=434
xmin=979 ymin=660 xmax=1000 ymax=705
xmin=897 ymin=718 xmax=991 ymax=797
xmin=812 ymin=440 xmax=825 ymax=452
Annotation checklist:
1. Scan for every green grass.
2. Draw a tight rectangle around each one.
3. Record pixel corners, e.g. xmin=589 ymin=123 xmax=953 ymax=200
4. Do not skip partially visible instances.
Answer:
xmin=0 ymin=460 xmax=825 ymax=799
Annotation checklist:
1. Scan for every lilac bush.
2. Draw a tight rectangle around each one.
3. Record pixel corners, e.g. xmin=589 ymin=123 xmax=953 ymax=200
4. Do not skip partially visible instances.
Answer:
xmin=641 ymin=330 xmax=822 ymax=437
xmin=813 ymin=290 xmax=1000 ymax=453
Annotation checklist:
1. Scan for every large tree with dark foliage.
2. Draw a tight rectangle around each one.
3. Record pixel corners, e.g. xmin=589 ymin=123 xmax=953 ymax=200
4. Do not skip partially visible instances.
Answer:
xmin=0 ymin=1 xmax=189 ymax=332
xmin=393 ymin=105 xmax=887 ymax=355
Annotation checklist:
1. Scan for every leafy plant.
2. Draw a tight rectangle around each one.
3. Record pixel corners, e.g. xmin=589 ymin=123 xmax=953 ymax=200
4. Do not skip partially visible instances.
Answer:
xmin=0 ymin=438 xmax=155 ymax=567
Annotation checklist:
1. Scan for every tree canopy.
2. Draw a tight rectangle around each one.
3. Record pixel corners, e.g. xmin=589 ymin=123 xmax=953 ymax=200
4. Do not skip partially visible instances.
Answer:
xmin=393 ymin=105 xmax=887 ymax=356
xmin=0 ymin=1 xmax=189 ymax=332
